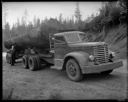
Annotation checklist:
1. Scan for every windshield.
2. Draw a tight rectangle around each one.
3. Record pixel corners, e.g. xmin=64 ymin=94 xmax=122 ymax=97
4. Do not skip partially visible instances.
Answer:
xmin=64 ymin=32 xmax=89 ymax=43
xmin=79 ymin=33 xmax=89 ymax=42
xmin=64 ymin=33 xmax=81 ymax=43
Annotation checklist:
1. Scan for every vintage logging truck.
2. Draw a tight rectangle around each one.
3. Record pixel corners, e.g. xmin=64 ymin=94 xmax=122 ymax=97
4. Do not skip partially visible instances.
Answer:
xmin=4 ymin=31 xmax=123 ymax=81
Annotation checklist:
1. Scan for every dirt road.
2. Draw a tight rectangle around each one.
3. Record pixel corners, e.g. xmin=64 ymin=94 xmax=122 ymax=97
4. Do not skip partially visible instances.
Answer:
xmin=2 ymin=53 xmax=127 ymax=100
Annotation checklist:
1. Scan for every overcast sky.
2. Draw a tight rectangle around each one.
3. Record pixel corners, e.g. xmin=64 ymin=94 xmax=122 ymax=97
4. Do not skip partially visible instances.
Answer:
xmin=2 ymin=2 xmax=102 ymax=28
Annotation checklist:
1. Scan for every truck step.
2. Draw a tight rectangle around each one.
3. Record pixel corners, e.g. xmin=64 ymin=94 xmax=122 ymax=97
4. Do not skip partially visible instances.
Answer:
xmin=50 ymin=66 xmax=62 ymax=70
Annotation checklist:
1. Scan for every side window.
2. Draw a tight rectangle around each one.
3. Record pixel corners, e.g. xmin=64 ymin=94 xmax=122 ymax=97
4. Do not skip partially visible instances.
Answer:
xmin=55 ymin=36 xmax=66 ymax=44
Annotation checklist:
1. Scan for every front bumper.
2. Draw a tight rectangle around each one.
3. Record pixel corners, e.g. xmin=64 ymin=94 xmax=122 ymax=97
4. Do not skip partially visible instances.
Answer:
xmin=81 ymin=60 xmax=123 ymax=74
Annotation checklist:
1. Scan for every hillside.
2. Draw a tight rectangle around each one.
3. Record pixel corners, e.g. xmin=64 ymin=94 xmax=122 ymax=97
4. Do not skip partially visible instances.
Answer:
xmin=88 ymin=24 xmax=127 ymax=59
xmin=105 ymin=24 xmax=127 ymax=59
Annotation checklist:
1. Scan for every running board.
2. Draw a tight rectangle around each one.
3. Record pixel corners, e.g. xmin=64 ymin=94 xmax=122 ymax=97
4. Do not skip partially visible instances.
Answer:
xmin=50 ymin=59 xmax=64 ymax=70
xmin=50 ymin=66 xmax=62 ymax=70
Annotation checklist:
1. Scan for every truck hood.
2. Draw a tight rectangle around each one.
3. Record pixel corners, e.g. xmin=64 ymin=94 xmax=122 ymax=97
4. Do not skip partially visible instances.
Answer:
xmin=68 ymin=42 xmax=106 ymax=47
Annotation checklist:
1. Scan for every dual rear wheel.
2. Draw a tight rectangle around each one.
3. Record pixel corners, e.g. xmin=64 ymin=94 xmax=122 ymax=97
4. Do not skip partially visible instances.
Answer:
xmin=22 ymin=55 xmax=40 ymax=71
xmin=22 ymin=55 xmax=29 ymax=69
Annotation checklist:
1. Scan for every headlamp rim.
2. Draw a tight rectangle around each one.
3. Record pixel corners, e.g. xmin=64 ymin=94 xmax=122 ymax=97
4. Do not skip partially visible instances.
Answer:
xmin=89 ymin=55 xmax=95 ymax=61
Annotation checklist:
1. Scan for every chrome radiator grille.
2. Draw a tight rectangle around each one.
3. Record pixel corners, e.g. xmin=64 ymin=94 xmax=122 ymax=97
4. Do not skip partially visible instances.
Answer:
xmin=93 ymin=44 xmax=109 ymax=64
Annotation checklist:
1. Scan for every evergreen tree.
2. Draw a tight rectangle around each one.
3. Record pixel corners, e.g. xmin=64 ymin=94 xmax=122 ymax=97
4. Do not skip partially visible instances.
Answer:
xmin=74 ymin=2 xmax=82 ymax=23
xmin=59 ymin=13 xmax=63 ymax=24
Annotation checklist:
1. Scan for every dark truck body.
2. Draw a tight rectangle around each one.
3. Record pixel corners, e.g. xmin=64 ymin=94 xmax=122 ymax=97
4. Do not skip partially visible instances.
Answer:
xmin=4 ymin=32 xmax=49 ymax=52
xmin=4 ymin=32 xmax=51 ymax=63
xmin=4 ymin=31 xmax=123 ymax=81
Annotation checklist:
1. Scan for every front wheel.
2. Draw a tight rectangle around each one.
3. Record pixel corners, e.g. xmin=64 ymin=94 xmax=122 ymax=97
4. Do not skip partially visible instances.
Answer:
xmin=66 ymin=58 xmax=83 ymax=82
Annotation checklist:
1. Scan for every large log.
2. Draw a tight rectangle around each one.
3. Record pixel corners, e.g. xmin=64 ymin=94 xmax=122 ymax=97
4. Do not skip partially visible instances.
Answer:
xmin=4 ymin=33 xmax=50 ymax=52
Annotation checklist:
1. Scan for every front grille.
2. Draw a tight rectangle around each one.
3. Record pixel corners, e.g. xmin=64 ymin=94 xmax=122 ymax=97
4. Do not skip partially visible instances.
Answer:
xmin=93 ymin=44 xmax=109 ymax=64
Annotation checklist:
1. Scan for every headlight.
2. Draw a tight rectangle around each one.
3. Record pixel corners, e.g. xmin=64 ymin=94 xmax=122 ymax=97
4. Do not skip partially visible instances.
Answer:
xmin=89 ymin=55 xmax=95 ymax=61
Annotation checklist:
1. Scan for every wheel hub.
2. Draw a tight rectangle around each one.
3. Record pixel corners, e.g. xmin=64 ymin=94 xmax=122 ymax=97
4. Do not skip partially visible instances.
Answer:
xmin=68 ymin=63 xmax=76 ymax=76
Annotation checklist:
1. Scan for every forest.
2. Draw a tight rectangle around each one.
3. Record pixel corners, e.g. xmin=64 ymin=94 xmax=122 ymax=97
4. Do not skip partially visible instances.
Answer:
xmin=3 ymin=0 xmax=127 ymax=58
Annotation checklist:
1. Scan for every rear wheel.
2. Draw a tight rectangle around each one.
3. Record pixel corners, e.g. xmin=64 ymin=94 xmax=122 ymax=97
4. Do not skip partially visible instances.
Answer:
xmin=28 ymin=55 xmax=39 ymax=71
xmin=100 ymin=70 xmax=113 ymax=75
xmin=22 ymin=55 xmax=29 ymax=69
xmin=66 ymin=58 xmax=83 ymax=82
xmin=33 ymin=55 xmax=41 ymax=70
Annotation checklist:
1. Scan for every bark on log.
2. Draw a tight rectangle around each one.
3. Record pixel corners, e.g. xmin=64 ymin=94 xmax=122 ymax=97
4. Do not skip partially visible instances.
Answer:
xmin=4 ymin=33 xmax=50 ymax=52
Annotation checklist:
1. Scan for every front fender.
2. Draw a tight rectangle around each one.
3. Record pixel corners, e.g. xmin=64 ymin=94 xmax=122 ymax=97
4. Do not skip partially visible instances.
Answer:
xmin=64 ymin=51 xmax=90 ymax=68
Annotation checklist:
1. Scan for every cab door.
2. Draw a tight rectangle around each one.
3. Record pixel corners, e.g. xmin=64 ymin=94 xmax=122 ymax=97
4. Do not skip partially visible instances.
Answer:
xmin=54 ymin=35 xmax=69 ymax=69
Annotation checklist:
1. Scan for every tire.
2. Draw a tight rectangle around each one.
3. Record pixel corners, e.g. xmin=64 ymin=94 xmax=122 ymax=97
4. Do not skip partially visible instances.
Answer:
xmin=66 ymin=58 xmax=83 ymax=82
xmin=22 ymin=55 xmax=29 ymax=69
xmin=33 ymin=55 xmax=41 ymax=70
xmin=100 ymin=70 xmax=113 ymax=75
xmin=28 ymin=55 xmax=38 ymax=71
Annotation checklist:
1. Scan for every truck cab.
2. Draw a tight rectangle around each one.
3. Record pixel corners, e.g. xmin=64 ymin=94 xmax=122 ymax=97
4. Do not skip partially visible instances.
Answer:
xmin=49 ymin=31 xmax=123 ymax=81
